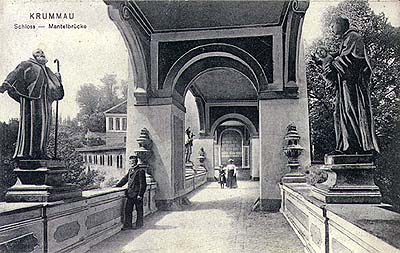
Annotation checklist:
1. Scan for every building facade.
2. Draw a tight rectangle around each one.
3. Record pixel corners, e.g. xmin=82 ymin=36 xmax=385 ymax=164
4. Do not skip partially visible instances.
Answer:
xmin=77 ymin=101 xmax=127 ymax=185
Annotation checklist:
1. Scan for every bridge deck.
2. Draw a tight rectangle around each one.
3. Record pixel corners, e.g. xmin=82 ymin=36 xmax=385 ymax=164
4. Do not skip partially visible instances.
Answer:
xmin=89 ymin=181 xmax=303 ymax=253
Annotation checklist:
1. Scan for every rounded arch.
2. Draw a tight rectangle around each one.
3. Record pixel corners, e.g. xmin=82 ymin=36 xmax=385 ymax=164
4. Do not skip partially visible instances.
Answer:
xmin=218 ymin=127 xmax=244 ymax=146
xmin=163 ymin=43 xmax=268 ymax=104
xmin=183 ymin=67 xmax=257 ymax=100
xmin=210 ymin=113 xmax=258 ymax=137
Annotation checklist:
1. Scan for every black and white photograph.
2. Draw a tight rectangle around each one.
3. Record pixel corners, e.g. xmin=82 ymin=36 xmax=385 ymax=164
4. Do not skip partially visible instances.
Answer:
xmin=0 ymin=0 xmax=399 ymax=252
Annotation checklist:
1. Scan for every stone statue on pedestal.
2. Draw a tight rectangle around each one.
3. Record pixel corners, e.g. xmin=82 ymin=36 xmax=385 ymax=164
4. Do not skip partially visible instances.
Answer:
xmin=311 ymin=17 xmax=381 ymax=204
xmin=1 ymin=49 xmax=81 ymax=202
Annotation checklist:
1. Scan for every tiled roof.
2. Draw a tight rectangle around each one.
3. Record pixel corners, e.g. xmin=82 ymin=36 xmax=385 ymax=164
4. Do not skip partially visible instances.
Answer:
xmin=76 ymin=143 xmax=126 ymax=152
xmin=104 ymin=100 xmax=127 ymax=114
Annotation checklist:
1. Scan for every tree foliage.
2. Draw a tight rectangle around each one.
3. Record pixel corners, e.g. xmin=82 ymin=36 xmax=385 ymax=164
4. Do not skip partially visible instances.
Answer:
xmin=0 ymin=119 xmax=18 ymax=201
xmin=76 ymin=74 xmax=127 ymax=132
xmin=306 ymin=0 xmax=400 ymax=205
xmin=47 ymin=123 xmax=105 ymax=190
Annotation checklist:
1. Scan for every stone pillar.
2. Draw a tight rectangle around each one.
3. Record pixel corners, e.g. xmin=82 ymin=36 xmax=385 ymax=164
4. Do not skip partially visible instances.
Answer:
xmin=258 ymin=32 xmax=310 ymax=211
xmin=126 ymin=101 xmax=186 ymax=210
xmin=259 ymin=99 xmax=310 ymax=211
xmin=250 ymin=137 xmax=260 ymax=181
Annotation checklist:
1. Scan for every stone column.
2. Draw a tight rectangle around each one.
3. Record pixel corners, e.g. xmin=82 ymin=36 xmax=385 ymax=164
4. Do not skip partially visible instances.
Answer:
xmin=259 ymin=98 xmax=310 ymax=211
xmin=250 ymin=137 xmax=260 ymax=181
xmin=126 ymin=101 xmax=188 ymax=210
xmin=258 ymin=33 xmax=310 ymax=211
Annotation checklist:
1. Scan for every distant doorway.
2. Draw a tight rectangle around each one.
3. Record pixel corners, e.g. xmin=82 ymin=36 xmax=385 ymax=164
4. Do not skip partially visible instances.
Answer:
xmin=220 ymin=129 xmax=242 ymax=167
xmin=213 ymin=119 xmax=254 ymax=180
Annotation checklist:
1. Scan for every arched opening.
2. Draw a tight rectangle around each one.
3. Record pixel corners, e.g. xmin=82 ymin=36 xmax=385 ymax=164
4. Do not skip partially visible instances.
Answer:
xmin=168 ymin=47 xmax=262 ymax=182
xmin=212 ymin=116 xmax=258 ymax=181
xmin=104 ymin=0 xmax=311 ymax=212
xmin=164 ymin=43 xmax=267 ymax=106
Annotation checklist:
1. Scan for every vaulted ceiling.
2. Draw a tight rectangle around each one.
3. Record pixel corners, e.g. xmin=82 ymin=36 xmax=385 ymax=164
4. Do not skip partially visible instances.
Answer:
xmin=132 ymin=1 xmax=289 ymax=32
xmin=190 ymin=68 xmax=257 ymax=102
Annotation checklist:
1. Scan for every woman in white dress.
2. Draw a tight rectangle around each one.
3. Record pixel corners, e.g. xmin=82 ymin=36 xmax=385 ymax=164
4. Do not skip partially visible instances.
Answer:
xmin=225 ymin=159 xmax=237 ymax=189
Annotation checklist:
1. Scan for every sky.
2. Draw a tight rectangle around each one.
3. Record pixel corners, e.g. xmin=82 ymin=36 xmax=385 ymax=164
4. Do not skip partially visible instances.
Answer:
xmin=0 ymin=0 xmax=399 ymax=122
xmin=0 ymin=0 xmax=129 ymax=122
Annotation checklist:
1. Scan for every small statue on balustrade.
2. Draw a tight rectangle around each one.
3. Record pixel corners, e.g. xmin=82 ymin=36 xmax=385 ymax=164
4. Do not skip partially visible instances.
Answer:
xmin=184 ymin=127 xmax=195 ymax=163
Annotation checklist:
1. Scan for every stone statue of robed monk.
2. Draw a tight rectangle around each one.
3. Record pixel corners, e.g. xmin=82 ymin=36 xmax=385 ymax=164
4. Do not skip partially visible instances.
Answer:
xmin=320 ymin=17 xmax=379 ymax=155
xmin=0 ymin=49 xmax=64 ymax=160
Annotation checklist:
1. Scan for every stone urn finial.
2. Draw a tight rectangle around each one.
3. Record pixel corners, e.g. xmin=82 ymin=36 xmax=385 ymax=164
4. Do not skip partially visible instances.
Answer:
xmin=133 ymin=128 xmax=155 ymax=183
xmin=134 ymin=128 xmax=153 ymax=163
xmin=282 ymin=123 xmax=306 ymax=183
xmin=197 ymin=147 xmax=207 ymax=172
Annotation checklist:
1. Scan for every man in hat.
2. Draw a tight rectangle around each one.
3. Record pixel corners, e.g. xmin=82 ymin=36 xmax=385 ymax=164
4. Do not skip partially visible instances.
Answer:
xmin=115 ymin=155 xmax=147 ymax=230
xmin=0 ymin=49 xmax=63 ymax=160
xmin=323 ymin=17 xmax=379 ymax=154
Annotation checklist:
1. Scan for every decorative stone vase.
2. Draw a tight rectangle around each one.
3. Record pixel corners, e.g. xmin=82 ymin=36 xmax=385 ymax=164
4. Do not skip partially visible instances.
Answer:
xmin=282 ymin=124 xmax=306 ymax=184
xmin=197 ymin=147 xmax=207 ymax=172
xmin=133 ymin=128 xmax=155 ymax=182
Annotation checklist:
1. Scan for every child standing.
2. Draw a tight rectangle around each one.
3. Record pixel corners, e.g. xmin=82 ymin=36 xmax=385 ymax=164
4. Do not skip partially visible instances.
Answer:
xmin=218 ymin=166 xmax=226 ymax=189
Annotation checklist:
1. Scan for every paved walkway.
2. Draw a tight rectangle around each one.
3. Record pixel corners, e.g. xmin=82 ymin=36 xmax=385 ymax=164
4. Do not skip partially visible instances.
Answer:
xmin=89 ymin=181 xmax=303 ymax=253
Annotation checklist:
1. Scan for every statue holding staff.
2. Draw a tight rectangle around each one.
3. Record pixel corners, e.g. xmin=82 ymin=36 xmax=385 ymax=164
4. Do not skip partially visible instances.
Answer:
xmin=0 ymin=49 xmax=64 ymax=160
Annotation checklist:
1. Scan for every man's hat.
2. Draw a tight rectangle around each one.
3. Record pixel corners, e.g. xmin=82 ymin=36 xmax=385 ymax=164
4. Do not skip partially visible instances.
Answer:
xmin=129 ymin=154 xmax=138 ymax=159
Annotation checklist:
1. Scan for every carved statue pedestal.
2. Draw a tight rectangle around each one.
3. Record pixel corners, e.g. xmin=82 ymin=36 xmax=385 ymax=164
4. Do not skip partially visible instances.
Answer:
xmin=311 ymin=154 xmax=381 ymax=204
xmin=136 ymin=163 xmax=155 ymax=183
xmin=197 ymin=150 xmax=207 ymax=173
xmin=185 ymin=162 xmax=196 ymax=176
xmin=281 ymin=170 xmax=307 ymax=184
xmin=196 ymin=166 xmax=207 ymax=173
xmin=5 ymin=160 xmax=82 ymax=202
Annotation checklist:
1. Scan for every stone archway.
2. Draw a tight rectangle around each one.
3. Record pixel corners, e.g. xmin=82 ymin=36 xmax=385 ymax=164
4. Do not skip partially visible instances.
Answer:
xmin=164 ymin=43 xmax=267 ymax=100
xmin=105 ymin=0 xmax=311 ymax=211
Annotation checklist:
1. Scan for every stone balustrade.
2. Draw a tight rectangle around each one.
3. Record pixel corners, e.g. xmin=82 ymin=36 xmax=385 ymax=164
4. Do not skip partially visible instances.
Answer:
xmin=0 ymin=182 xmax=157 ymax=253
xmin=280 ymin=183 xmax=400 ymax=253
xmin=183 ymin=171 xmax=207 ymax=196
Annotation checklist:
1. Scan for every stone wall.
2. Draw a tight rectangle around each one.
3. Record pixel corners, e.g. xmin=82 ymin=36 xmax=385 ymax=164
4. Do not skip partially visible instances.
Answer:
xmin=280 ymin=184 xmax=400 ymax=253
xmin=220 ymin=129 xmax=242 ymax=166
xmin=0 ymin=183 xmax=157 ymax=253
xmin=181 ymin=171 xmax=208 ymax=197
